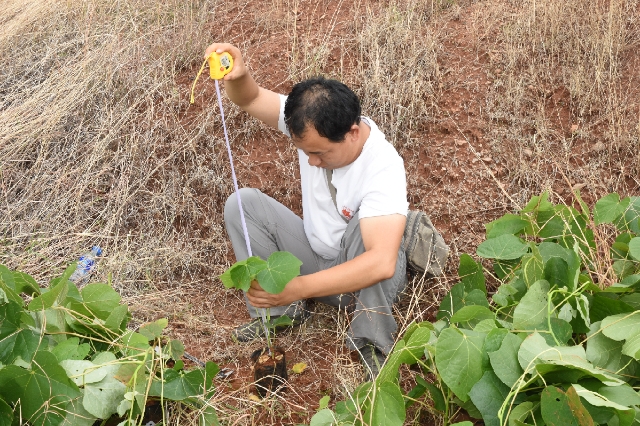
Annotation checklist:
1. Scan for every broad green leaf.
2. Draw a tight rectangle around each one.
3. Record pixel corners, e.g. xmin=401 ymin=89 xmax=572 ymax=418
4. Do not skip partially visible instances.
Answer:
xmin=149 ymin=365 xmax=216 ymax=401
xmin=310 ymin=409 xmax=338 ymax=426
xmin=543 ymin=257 xmax=571 ymax=290
xmin=522 ymin=251 xmax=544 ymax=288
xmin=12 ymin=271 xmax=41 ymax=297
xmin=51 ymin=337 xmax=90 ymax=362
xmin=485 ymin=214 xmax=529 ymax=239
xmin=119 ymin=330 xmax=150 ymax=357
xmin=518 ymin=332 xmax=586 ymax=374
xmin=69 ymin=283 xmax=121 ymax=322
xmin=615 ymin=196 xmax=640 ymax=234
xmin=521 ymin=192 xmax=553 ymax=214
xmin=474 ymin=319 xmax=499 ymax=333
xmin=28 ymin=280 xmax=68 ymax=311
xmin=0 ymin=397 xmax=12 ymax=426
xmin=104 ymin=304 xmax=130 ymax=332
xmin=438 ymin=283 xmax=489 ymax=321
xmin=450 ymin=423 xmax=474 ymax=426
xmin=601 ymin=312 xmax=640 ymax=341
xmin=621 ymin=332 xmax=640 ymax=359
xmin=450 ymin=305 xmax=494 ymax=328
xmin=198 ymin=404 xmax=220 ymax=426
xmin=494 ymin=258 xmax=521 ymax=279
xmin=572 ymin=384 xmax=635 ymax=426
xmin=435 ymin=327 xmax=487 ymax=402
xmin=613 ymin=259 xmax=637 ymax=279
xmin=513 ymin=280 xmax=550 ymax=331
xmin=138 ymin=318 xmax=168 ymax=340
xmin=598 ymin=384 xmax=640 ymax=407
xmin=536 ymin=209 xmax=566 ymax=240
xmin=256 ymin=251 xmax=302 ymax=294
xmin=541 ymin=386 xmax=594 ymax=426
xmin=590 ymin=294 xmax=635 ymax=323
xmin=83 ymin=374 xmax=126 ymax=419
xmin=167 ymin=339 xmax=185 ymax=360
xmin=319 ymin=395 xmax=331 ymax=410
xmin=477 ymin=234 xmax=529 ymax=260
xmin=60 ymin=359 xmax=106 ymax=385
xmin=0 ymin=351 xmax=80 ymax=426
xmin=508 ymin=401 xmax=535 ymax=426
xmin=535 ymin=362 xmax=625 ymax=387
xmin=488 ymin=333 xmax=525 ymax=387
xmin=619 ymin=293 xmax=640 ymax=309
xmin=520 ymin=332 xmax=625 ymax=385
xmin=0 ymin=301 xmax=42 ymax=364
xmin=594 ymin=193 xmax=628 ymax=225
xmin=469 ymin=370 xmax=511 ymax=426
xmin=60 ymin=393 xmax=97 ymax=426
xmin=628 ymin=237 xmax=640 ymax=261
xmin=611 ymin=241 xmax=629 ymax=260
xmin=222 ymin=256 xmax=266 ymax=291
xmin=459 ymin=254 xmax=486 ymax=294
xmin=484 ymin=328 xmax=509 ymax=353
xmin=0 ymin=265 xmax=23 ymax=305
xmin=585 ymin=321 xmax=631 ymax=372
xmin=367 ymin=381 xmax=405 ymax=426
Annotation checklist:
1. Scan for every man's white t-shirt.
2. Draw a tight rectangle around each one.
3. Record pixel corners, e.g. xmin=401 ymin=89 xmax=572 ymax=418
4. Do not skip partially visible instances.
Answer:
xmin=277 ymin=94 xmax=408 ymax=260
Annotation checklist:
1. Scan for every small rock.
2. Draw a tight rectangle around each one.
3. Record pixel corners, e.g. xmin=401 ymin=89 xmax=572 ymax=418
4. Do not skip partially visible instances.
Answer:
xmin=482 ymin=157 xmax=492 ymax=162
xmin=524 ymin=148 xmax=533 ymax=157
xmin=593 ymin=142 xmax=606 ymax=152
xmin=571 ymin=124 xmax=579 ymax=133
xmin=455 ymin=139 xmax=466 ymax=146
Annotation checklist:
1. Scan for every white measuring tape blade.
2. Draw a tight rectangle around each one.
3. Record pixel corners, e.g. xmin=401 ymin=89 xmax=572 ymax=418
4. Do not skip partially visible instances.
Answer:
xmin=214 ymin=79 xmax=270 ymax=340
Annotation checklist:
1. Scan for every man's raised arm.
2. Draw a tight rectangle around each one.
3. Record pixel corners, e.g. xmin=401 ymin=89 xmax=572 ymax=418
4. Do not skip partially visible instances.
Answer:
xmin=204 ymin=43 xmax=281 ymax=129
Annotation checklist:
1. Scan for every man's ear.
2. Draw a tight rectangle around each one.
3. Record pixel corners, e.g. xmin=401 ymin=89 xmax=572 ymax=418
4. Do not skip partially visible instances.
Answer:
xmin=347 ymin=123 xmax=360 ymax=142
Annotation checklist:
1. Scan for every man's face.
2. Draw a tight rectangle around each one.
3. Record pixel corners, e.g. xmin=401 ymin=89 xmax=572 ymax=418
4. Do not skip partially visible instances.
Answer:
xmin=291 ymin=125 xmax=360 ymax=170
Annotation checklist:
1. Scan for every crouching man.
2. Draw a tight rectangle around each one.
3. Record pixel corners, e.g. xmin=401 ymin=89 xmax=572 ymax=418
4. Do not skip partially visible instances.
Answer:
xmin=207 ymin=43 xmax=408 ymax=379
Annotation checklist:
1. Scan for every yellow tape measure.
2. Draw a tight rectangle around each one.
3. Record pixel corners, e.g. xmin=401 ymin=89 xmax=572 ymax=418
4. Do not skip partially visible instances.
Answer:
xmin=208 ymin=52 xmax=234 ymax=80
xmin=190 ymin=51 xmax=234 ymax=104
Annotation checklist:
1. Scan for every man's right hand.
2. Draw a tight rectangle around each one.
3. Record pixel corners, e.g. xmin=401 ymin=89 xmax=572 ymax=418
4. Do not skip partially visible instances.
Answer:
xmin=202 ymin=42 xmax=281 ymax=129
xmin=203 ymin=43 xmax=248 ymax=82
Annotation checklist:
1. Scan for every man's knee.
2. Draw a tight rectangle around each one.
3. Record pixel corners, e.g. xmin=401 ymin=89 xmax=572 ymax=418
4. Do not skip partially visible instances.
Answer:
xmin=224 ymin=188 xmax=261 ymax=220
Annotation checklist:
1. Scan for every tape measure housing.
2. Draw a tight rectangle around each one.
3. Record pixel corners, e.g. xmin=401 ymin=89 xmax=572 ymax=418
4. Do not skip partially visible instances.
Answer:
xmin=208 ymin=52 xmax=234 ymax=80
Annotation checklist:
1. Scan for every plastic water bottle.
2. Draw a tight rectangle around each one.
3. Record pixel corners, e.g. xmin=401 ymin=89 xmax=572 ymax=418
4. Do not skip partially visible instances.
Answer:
xmin=69 ymin=246 xmax=102 ymax=285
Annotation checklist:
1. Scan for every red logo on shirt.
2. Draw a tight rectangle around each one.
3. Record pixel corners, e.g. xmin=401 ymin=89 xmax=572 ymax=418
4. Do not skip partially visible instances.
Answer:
xmin=341 ymin=207 xmax=354 ymax=220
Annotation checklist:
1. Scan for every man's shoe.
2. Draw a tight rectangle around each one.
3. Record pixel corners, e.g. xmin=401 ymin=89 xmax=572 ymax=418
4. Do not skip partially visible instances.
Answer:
xmin=231 ymin=314 xmax=308 ymax=343
xmin=359 ymin=344 xmax=386 ymax=381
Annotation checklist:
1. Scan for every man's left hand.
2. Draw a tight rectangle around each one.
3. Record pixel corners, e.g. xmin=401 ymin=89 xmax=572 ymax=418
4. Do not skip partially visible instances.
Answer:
xmin=246 ymin=278 xmax=302 ymax=308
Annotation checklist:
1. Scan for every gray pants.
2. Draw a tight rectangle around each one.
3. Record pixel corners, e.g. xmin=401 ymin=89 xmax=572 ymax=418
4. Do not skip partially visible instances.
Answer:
xmin=224 ymin=188 xmax=407 ymax=354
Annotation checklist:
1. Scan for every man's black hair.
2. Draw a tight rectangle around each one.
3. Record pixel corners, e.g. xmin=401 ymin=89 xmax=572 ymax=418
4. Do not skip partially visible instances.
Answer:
xmin=284 ymin=76 xmax=361 ymax=142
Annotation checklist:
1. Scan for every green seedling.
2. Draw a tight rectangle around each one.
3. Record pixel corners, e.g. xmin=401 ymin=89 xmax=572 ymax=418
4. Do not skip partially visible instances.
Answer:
xmin=220 ymin=251 xmax=302 ymax=352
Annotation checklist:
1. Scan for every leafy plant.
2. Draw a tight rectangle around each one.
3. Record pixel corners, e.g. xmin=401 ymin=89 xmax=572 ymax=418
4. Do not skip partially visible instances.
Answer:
xmin=0 ymin=263 xmax=219 ymax=426
xmin=220 ymin=251 xmax=302 ymax=351
xmin=310 ymin=192 xmax=640 ymax=426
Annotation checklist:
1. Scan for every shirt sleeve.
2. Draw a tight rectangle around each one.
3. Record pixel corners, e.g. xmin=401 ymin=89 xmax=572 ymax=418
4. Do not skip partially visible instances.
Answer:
xmin=277 ymin=94 xmax=290 ymax=137
xmin=358 ymin=152 xmax=408 ymax=219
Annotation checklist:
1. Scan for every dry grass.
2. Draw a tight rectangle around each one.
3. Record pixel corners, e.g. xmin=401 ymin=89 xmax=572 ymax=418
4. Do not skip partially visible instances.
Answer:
xmin=476 ymin=0 xmax=640 ymax=205
xmin=2 ymin=0 xmax=640 ymax=424
xmin=1 ymin=0 xmax=236 ymax=291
